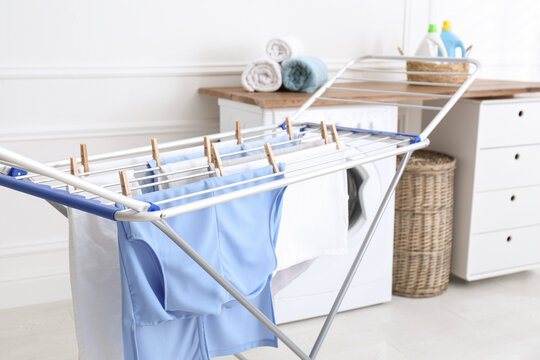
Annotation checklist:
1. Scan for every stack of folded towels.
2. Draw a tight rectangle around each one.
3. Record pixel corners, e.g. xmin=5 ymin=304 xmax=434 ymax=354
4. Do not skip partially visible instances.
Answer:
xmin=241 ymin=36 xmax=328 ymax=94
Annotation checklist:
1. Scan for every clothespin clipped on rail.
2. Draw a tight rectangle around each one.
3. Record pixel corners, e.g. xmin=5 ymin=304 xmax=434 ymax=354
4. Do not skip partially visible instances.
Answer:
xmin=151 ymin=138 xmax=161 ymax=167
xmin=203 ymin=136 xmax=213 ymax=164
xmin=211 ymin=143 xmax=225 ymax=176
xmin=285 ymin=117 xmax=294 ymax=141
xmin=70 ymin=157 xmax=79 ymax=190
xmin=70 ymin=157 xmax=79 ymax=177
xmin=235 ymin=121 xmax=243 ymax=144
xmin=80 ymin=144 xmax=89 ymax=174
xmin=320 ymin=121 xmax=330 ymax=144
xmin=330 ymin=123 xmax=341 ymax=150
xmin=119 ymin=170 xmax=132 ymax=198
xmin=264 ymin=143 xmax=280 ymax=173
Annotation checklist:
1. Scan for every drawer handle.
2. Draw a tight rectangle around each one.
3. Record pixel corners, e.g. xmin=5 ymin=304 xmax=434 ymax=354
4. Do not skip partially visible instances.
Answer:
xmin=510 ymin=195 xmax=516 ymax=201
xmin=518 ymin=110 xmax=524 ymax=117
xmin=515 ymin=153 xmax=520 ymax=160
xmin=507 ymin=236 xmax=512 ymax=242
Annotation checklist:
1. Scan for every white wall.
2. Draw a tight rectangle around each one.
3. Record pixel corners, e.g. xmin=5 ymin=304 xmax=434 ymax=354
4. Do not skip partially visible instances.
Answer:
xmin=1 ymin=0 xmax=540 ymax=309
xmin=0 ymin=0 xmax=406 ymax=309
xmin=406 ymin=0 xmax=540 ymax=81
xmin=400 ymin=0 xmax=540 ymax=134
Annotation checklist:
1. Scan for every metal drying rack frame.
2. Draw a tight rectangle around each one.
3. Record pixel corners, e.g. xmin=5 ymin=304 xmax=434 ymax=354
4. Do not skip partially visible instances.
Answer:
xmin=0 ymin=55 xmax=480 ymax=359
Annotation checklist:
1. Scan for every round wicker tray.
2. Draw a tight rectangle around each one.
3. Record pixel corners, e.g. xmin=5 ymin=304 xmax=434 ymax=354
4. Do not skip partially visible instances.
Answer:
xmin=407 ymin=61 xmax=469 ymax=84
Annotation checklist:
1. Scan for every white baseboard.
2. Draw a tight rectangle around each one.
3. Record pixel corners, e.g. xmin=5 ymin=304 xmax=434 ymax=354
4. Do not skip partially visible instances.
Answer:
xmin=0 ymin=238 xmax=71 ymax=310
xmin=0 ymin=272 xmax=71 ymax=310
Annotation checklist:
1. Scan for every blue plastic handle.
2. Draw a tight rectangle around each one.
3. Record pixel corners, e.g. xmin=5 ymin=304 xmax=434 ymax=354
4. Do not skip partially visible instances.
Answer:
xmin=0 ymin=174 xmax=119 ymax=220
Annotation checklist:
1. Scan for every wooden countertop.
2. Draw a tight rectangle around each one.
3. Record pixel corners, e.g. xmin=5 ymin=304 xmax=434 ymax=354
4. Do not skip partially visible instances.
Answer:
xmin=199 ymin=79 xmax=540 ymax=109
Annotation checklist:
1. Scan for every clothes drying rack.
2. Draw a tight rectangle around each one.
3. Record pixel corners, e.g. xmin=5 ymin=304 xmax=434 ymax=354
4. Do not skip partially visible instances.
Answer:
xmin=0 ymin=55 xmax=479 ymax=360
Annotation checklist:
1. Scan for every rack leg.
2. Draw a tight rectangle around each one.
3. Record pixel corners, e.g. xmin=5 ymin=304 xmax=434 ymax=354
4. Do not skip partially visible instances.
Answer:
xmin=46 ymin=200 xmax=68 ymax=217
xmin=234 ymin=353 xmax=249 ymax=360
xmin=309 ymin=150 xmax=413 ymax=359
xmin=151 ymin=219 xmax=311 ymax=360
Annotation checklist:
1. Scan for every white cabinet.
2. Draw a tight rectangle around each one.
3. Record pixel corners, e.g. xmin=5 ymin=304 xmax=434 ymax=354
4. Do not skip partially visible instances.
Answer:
xmin=422 ymin=98 xmax=540 ymax=280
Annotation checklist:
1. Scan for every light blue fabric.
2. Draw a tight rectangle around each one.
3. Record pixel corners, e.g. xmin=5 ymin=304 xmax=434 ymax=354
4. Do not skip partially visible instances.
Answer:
xmin=282 ymin=56 xmax=328 ymax=93
xmin=204 ymin=276 xmax=277 ymax=358
xmin=117 ymin=164 xmax=286 ymax=359
xmin=120 ymin=252 xmax=209 ymax=360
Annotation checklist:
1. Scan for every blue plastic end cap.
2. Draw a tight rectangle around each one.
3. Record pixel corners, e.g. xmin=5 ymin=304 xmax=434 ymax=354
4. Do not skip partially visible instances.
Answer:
xmin=8 ymin=167 xmax=28 ymax=177
xmin=410 ymin=136 xmax=422 ymax=144
xmin=147 ymin=202 xmax=161 ymax=212
xmin=280 ymin=121 xmax=287 ymax=130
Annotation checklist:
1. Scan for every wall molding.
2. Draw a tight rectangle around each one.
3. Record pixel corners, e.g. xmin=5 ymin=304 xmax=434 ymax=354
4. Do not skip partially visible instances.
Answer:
xmin=0 ymin=272 xmax=71 ymax=309
xmin=0 ymin=119 xmax=218 ymax=142
xmin=0 ymin=63 xmax=245 ymax=79
xmin=0 ymin=237 xmax=69 ymax=289
xmin=0 ymin=239 xmax=67 ymax=259
xmin=0 ymin=59 xmax=401 ymax=80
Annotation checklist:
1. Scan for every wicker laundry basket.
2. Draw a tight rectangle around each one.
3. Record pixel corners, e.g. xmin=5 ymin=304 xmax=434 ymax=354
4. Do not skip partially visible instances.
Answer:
xmin=407 ymin=61 xmax=469 ymax=84
xmin=393 ymin=150 xmax=456 ymax=297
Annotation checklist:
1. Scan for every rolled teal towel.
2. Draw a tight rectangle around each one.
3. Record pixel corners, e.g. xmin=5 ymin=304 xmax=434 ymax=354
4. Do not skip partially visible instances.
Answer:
xmin=282 ymin=56 xmax=328 ymax=93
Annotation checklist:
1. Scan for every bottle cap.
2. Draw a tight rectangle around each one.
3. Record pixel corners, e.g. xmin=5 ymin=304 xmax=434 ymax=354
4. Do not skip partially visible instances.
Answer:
xmin=428 ymin=24 xmax=437 ymax=33
xmin=442 ymin=20 xmax=452 ymax=30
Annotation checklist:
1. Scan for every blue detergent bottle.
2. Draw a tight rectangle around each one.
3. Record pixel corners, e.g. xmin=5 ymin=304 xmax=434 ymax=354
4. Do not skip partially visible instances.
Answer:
xmin=438 ymin=20 xmax=466 ymax=57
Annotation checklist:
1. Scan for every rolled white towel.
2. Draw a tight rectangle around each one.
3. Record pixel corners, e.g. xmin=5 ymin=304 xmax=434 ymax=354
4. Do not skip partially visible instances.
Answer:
xmin=241 ymin=58 xmax=282 ymax=92
xmin=266 ymin=36 xmax=304 ymax=64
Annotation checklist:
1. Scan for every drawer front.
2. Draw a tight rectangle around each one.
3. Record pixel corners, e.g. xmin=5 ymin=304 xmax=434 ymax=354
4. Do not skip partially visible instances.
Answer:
xmin=472 ymin=186 xmax=540 ymax=233
xmin=476 ymin=144 xmax=540 ymax=191
xmin=468 ymin=225 xmax=540 ymax=276
xmin=478 ymin=101 xmax=540 ymax=148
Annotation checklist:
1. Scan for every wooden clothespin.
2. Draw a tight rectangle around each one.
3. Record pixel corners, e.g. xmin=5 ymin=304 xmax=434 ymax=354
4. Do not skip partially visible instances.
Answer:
xmin=119 ymin=170 xmax=132 ymax=198
xmin=203 ymin=136 xmax=213 ymax=164
xmin=285 ymin=117 xmax=294 ymax=141
xmin=330 ymin=123 xmax=341 ymax=150
xmin=70 ymin=157 xmax=79 ymax=177
xmin=211 ymin=143 xmax=225 ymax=176
xmin=320 ymin=121 xmax=330 ymax=144
xmin=151 ymin=138 xmax=161 ymax=167
xmin=70 ymin=157 xmax=79 ymax=190
xmin=264 ymin=143 xmax=279 ymax=173
xmin=80 ymin=143 xmax=89 ymax=174
xmin=235 ymin=121 xmax=243 ymax=145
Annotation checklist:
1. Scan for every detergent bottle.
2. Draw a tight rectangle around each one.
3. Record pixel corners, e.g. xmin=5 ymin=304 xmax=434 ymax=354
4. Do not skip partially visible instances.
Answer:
xmin=415 ymin=24 xmax=447 ymax=57
xmin=439 ymin=20 xmax=466 ymax=57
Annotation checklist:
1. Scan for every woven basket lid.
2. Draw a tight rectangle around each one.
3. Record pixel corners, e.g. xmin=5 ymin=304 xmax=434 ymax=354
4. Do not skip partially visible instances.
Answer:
xmin=398 ymin=150 xmax=456 ymax=173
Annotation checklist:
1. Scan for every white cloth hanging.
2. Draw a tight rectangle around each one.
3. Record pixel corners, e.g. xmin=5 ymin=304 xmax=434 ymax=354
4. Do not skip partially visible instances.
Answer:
xmin=68 ymin=170 xmax=140 ymax=360
xmin=157 ymin=157 xmax=215 ymax=190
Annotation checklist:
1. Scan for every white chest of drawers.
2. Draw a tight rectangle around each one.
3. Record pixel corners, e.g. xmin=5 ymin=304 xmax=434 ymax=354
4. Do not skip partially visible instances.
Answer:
xmin=422 ymin=97 xmax=540 ymax=280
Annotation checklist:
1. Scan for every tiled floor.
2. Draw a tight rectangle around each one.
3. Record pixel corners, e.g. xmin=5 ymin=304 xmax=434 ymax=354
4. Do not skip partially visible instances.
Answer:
xmin=1 ymin=269 xmax=540 ymax=359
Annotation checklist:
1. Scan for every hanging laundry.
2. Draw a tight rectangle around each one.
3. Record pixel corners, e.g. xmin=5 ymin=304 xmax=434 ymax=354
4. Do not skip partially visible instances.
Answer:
xmin=153 ymin=157 xmax=215 ymax=190
xmin=148 ymin=134 xmax=297 ymax=190
xmin=203 ymin=278 xmax=276 ymax=358
xmin=224 ymin=141 xmax=349 ymax=294
xmin=116 ymin=164 xmax=286 ymax=359
xmin=68 ymin=170 xmax=141 ymax=360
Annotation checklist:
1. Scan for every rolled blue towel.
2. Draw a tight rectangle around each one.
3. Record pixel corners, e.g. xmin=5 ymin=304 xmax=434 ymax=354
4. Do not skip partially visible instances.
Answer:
xmin=281 ymin=56 xmax=328 ymax=93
